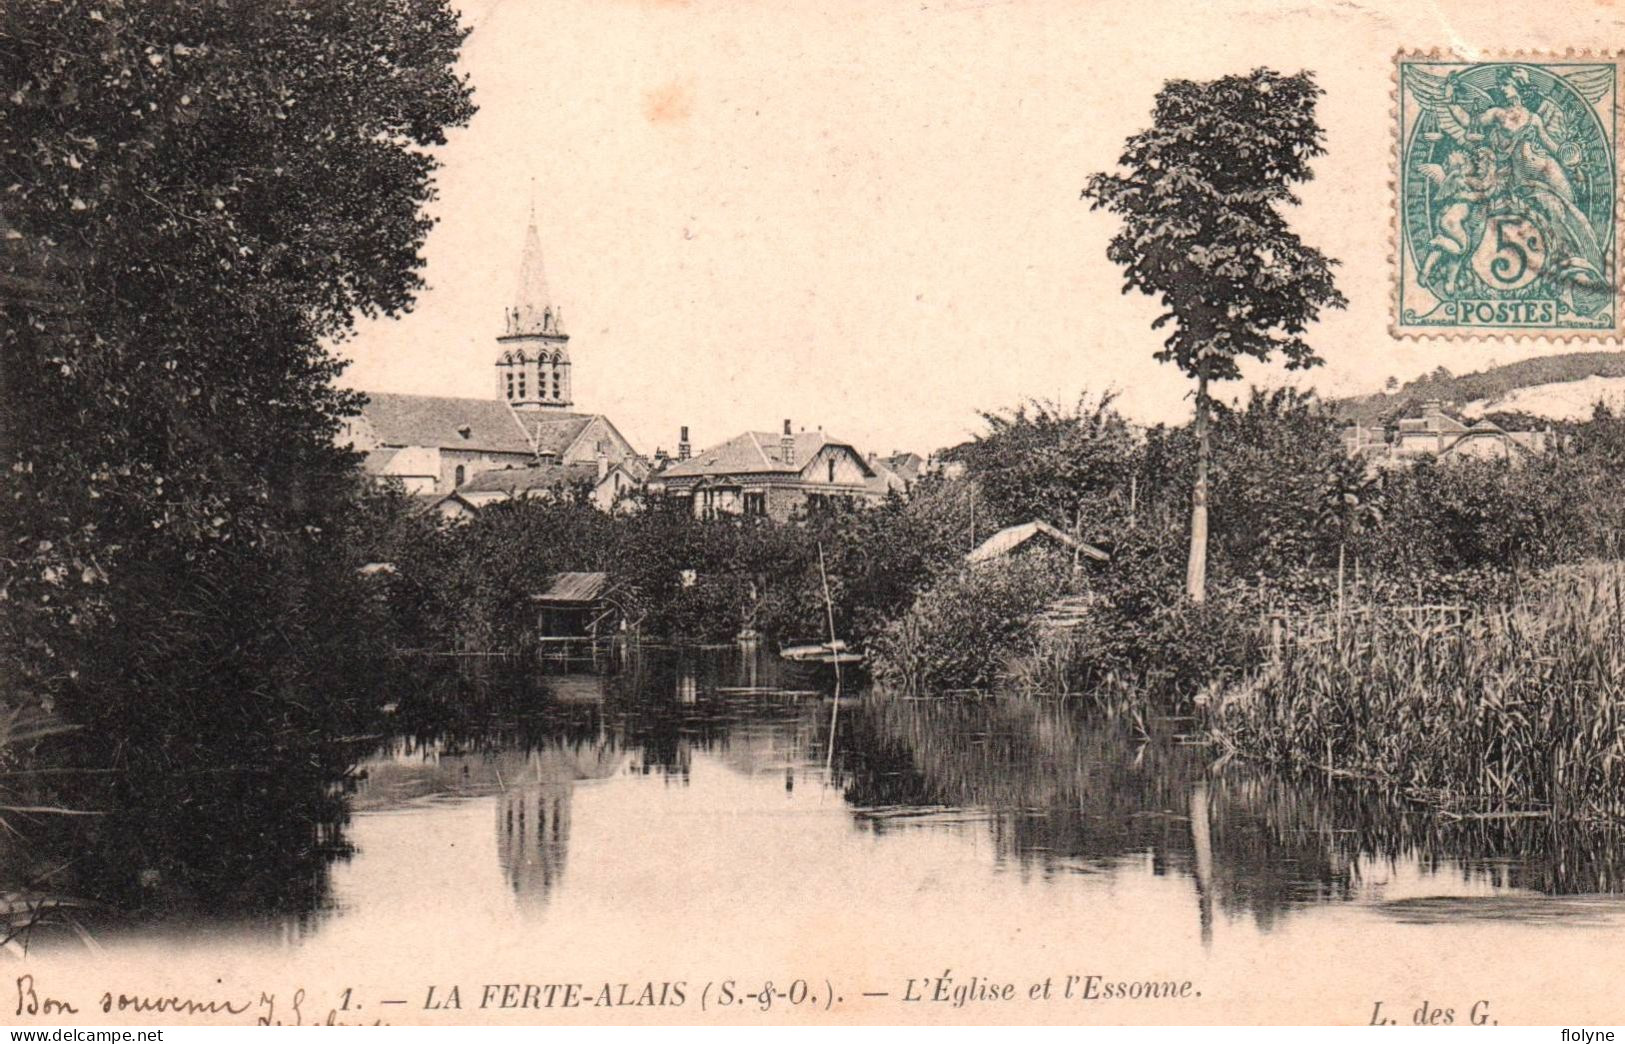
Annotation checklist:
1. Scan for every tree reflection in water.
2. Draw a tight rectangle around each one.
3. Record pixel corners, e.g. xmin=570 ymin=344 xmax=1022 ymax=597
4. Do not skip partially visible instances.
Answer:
xmin=1 ymin=730 xmax=362 ymax=948
xmin=6 ymin=646 xmax=1625 ymax=953
xmin=834 ymin=694 xmax=1625 ymax=933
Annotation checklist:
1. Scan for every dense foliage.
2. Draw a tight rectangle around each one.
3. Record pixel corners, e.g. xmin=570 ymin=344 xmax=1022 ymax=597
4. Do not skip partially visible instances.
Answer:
xmin=873 ymin=391 xmax=1625 ymax=701
xmin=0 ymin=1 xmax=475 ymax=734
xmin=944 ymin=394 xmax=1136 ymax=535
xmin=1082 ymin=68 xmax=1347 ymax=600
xmin=867 ymin=551 xmax=1072 ymax=693
xmin=370 ymin=481 xmax=980 ymax=652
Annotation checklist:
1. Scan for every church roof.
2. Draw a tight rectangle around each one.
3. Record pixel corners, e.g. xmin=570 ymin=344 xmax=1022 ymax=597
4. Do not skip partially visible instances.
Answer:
xmin=358 ymin=392 xmax=597 ymax=455
xmin=456 ymin=462 xmax=600 ymax=494
xmin=662 ymin=430 xmax=874 ymax=479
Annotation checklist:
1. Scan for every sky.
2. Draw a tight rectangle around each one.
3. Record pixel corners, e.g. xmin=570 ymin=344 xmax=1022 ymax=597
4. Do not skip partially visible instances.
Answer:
xmin=334 ymin=0 xmax=1625 ymax=458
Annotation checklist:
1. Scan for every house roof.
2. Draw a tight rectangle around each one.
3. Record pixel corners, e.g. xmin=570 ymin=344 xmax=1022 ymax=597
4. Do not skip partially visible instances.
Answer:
xmin=1397 ymin=410 xmax=1470 ymax=436
xmin=457 ymin=462 xmax=600 ymax=494
xmin=407 ymin=491 xmax=449 ymax=515
xmin=661 ymin=430 xmax=875 ymax=479
xmin=363 ymin=446 xmax=401 ymax=472
xmin=532 ymin=571 xmax=610 ymax=605
xmin=884 ymin=452 xmax=925 ymax=483
xmin=357 ymin=392 xmax=598 ymax=455
xmin=967 ymin=520 xmax=1109 ymax=564
xmin=864 ymin=458 xmax=909 ymax=498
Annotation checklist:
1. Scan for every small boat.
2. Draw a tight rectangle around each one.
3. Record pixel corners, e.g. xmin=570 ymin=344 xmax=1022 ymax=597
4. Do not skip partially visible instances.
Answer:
xmin=779 ymin=640 xmax=863 ymax=664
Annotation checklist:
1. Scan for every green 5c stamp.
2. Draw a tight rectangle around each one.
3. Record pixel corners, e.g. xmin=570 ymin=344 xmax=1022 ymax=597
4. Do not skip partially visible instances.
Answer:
xmin=1396 ymin=54 xmax=1621 ymax=337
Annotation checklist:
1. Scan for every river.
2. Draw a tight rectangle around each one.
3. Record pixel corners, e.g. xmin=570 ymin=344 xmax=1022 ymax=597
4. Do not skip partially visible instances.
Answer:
xmin=7 ymin=644 xmax=1624 ymax=1024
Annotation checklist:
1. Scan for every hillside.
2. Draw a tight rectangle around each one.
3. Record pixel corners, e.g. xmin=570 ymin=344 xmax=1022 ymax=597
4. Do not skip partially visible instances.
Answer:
xmin=1335 ymin=352 xmax=1625 ymax=426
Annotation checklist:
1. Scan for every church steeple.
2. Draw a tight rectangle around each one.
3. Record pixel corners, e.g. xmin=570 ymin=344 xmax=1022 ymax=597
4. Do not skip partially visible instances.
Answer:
xmin=496 ymin=206 xmax=572 ymax=411
xmin=509 ymin=209 xmax=564 ymax=337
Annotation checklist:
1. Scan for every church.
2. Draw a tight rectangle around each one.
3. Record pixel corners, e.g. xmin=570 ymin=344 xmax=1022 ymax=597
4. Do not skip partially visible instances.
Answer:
xmin=343 ymin=213 xmax=646 ymax=506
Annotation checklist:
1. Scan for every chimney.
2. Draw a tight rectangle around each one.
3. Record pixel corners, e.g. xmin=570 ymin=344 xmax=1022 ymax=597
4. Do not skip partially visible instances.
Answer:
xmin=678 ymin=425 xmax=692 ymax=461
xmin=1422 ymin=398 xmax=1444 ymax=420
xmin=781 ymin=419 xmax=796 ymax=467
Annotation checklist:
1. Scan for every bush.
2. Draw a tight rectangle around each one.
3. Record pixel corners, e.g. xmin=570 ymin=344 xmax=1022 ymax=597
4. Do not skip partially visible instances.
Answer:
xmin=869 ymin=551 xmax=1072 ymax=693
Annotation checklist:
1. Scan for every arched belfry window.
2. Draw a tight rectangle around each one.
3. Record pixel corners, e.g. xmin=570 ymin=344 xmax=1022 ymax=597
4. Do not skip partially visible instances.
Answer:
xmin=552 ymin=356 xmax=562 ymax=398
xmin=505 ymin=371 xmax=515 ymax=400
xmin=455 ymin=465 xmax=466 ymax=486
xmin=518 ymin=367 xmax=526 ymax=399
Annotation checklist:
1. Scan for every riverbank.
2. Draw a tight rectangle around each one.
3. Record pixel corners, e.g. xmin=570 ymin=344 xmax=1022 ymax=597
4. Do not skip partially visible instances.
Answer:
xmin=1209 ymin=562 xmax=1625 ymax=823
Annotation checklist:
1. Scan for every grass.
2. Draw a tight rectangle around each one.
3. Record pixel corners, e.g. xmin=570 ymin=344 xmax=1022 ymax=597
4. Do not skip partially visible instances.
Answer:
xmin=0 ymin=703 xmax=100 ymax=955
xmin=1210 ymin=562 xmax=1625 ymax=823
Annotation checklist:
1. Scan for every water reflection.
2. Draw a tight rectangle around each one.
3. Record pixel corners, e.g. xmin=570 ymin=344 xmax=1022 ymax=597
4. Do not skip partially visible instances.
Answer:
xmin=498 ymin=777 xmax=573 ymax=904
xmin=833 ymin=697 xmax=1352 ymax=938
xmin=7 ymin=645 xmax=1625 ymax=958
xmin=838 ymin=693 xmax=1625 ymax=920
xmin=1 ymin=733 xmax=361 ymax=948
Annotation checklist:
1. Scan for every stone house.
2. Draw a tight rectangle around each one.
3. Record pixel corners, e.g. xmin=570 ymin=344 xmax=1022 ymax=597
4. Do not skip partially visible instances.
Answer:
xmin=433 ymin=456 xmax=643 ymax=519
xmin=650 ymin=420 xmax=876 ymax=521
xmin=1344 ymin=400 xmax=1557 ymax=466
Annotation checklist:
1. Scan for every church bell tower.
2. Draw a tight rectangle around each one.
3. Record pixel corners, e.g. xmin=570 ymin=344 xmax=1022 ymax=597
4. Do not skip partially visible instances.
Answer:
xmin=496 ymin=210 xmax=573 ymax=411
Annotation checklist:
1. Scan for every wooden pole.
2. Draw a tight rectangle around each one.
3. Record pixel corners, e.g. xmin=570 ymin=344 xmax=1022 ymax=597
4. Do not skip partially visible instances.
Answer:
xmin=818 ymin=542 xmax=843 ymax=769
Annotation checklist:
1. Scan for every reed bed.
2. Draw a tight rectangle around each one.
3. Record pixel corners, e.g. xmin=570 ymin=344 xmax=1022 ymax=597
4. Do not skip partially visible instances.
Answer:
xmin=1210 ymin=562 xmax=1625 ymax=823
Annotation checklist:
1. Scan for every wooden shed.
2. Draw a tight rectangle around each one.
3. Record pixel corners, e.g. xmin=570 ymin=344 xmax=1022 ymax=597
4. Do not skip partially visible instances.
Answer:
xmin=530 ymin=572 xmax=631 ymax=641
xmin=967 ymin=520 xmax=1109 ymax=567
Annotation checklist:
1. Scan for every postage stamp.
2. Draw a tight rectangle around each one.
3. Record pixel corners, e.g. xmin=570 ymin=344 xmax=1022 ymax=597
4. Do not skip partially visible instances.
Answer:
xmin=1395 ymin=54 xmax=1622 ymax=338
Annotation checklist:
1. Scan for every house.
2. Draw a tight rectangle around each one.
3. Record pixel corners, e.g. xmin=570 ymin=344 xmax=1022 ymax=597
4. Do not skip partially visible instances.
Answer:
xmin=863 ymin=454 xmax=913 ymax=501
xmin=1344 ymin=400 xmax=1557 ymax=466
xmin=434 ymin=456 xmax=643 ymax=518
xmin=651 ymin=420 xmax=876 ymax=521
xmin=881 ymin=451 xmax=927 ymax=486
xmin=342 ymin=209 xmax=646 ymax=496
xmin=967 ymin=520 xmax=1109 ymax=567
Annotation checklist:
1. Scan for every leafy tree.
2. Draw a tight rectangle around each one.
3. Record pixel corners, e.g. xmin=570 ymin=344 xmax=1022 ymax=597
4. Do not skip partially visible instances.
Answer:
xmin=0 ymin=1 xmax=475 ymax=723
xmin=1126 ymin=388 xmax=1348 ymax=580
xmin=1082 ymin=68 xmax=1346 ymax=602
xmin=1315 ymin=455 xmax=1385 ymax=611
xmin=946 ymin=393 xmax=1137 ymax=538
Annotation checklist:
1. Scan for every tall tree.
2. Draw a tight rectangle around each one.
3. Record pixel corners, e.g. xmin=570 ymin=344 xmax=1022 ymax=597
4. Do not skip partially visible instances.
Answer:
xmin=0 ymin=1 xmax=475 ymax=720
xmin=1082 ymin=68 xmax=1345 ymax=601
xmin=948 ymin=392 xmax=1137 ymax=535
